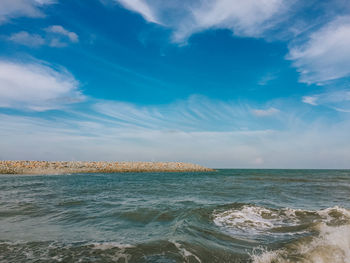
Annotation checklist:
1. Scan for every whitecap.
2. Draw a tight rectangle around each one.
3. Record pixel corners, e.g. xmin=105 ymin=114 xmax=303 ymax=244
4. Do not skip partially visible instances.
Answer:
xmin=212 ymin=205 xmax=300 ymax=238
xmin=213 ymin=204 xmax=350 ymax=240
xmin=251 ymin=223 xmax=350 ymax=263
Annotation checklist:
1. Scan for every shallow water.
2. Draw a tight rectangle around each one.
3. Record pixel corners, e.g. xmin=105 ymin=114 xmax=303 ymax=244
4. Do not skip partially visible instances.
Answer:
xmin=1 ymin=169 xmax=350 ymax=262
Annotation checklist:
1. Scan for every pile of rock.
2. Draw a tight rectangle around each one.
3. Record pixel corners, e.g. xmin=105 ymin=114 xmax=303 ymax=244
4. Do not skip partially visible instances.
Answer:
xmin=0 ymin=161 xmax=214 ymax=174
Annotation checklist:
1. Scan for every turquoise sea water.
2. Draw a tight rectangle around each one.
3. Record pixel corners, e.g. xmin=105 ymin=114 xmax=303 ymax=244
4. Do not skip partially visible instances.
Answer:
xmin=1 ymin=169 xmax=350 ymax=262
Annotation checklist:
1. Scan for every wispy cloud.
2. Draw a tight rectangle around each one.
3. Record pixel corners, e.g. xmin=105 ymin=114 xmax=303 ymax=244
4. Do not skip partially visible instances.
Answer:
xmin=112 ymin=0 xmax=293 ymax=43
xmin=115 ymin=0 xmax=159 ymax=24
xmin=302 ymin=96 xmax=318 ymax=106
xmin=0 ymin=0 xmax=54 ymax=24
xmin=7 ymin=26 xmax=79 ymax=48
xmin=258 ymin=72 xmax=279 ymax=86
xmin=288 ymin=16 xmax=350 ymax=85
xmin=7 ymin=31 xmax=45 ymax=47
xmin=251 ymin=107 xmax=280 ymax=117
xmin=93 ymin=95 xmax=283 ymax=132
xmin=173 ymin=0 xmax=290 ymax=42
xmin=0 ymin=59 xmax=84 ymax=111
xmin=45 ymin=25 xmax=79 ymax=43
xmin=302 ymin=89 xmax=350 ymax=112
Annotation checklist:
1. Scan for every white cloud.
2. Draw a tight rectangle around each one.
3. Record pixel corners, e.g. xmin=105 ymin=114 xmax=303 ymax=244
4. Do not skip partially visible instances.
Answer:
xmin=302 ymin=96 xmax=318 ymax=106
xmin=0 ymin=59 xmax=84 ymax=111
xmin=258 ymin=72 xmax=278 ymax=86
xmin=8 ymin=31 xmax=45 ymax=47
xmin=0 ymin=0 xmax=54 ymax=24
xmin=175 ymin=0 xmax=287 ymax=42
xmin=302 ymin=90 xmax=350 ymax=112
xmin=288 ymin=16 xmax=350 ymax=84
xmin=112 ymin=0 xmax=292 ymax=42
xmin=252 ymin=107 xmax=280 ymax=117
xmin=7 ymin=26 xmax=79 ymax=48
xmin=115 ymin=0 xmax=158 ymax=24
xmin=46 ymin=25 xmax=79 ymax=42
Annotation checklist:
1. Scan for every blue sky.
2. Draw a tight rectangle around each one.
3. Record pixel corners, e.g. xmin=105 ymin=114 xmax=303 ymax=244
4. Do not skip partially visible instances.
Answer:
xmin=1 ymin=0 xmax=350 ymax=168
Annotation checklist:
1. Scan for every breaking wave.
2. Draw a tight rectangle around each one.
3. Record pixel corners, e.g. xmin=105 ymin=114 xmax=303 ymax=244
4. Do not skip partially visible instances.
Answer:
xmin=251 ymin=224 xmax=350 ymax=263
xmin=213 ymin=204 xmax=350 ymax=262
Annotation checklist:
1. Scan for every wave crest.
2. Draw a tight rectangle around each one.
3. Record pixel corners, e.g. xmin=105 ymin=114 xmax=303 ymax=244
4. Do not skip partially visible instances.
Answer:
xmin=213 ymin=205 xmax=350 ymax=239
xmin=251 ymin=223 xmax=350 ymax=263
xmin=213 ymin=204 xmax=350 ymax=263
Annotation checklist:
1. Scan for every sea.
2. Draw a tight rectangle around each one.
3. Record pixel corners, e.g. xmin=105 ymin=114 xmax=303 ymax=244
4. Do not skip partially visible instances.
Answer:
xmin=1 ymin=169 xmax=350 ymax=263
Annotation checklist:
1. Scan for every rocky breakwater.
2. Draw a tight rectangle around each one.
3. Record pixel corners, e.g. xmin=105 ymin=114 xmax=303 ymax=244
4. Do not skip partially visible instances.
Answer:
xmin=0 ymin=161 xmax=214 ymax=174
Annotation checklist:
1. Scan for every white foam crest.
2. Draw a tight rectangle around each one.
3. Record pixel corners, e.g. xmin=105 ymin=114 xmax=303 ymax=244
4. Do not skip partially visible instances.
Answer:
xmin=316 ymin=206 xmax=350 ymax=223
xmin=299 ymin=223 xmax=350 ymax=263
xmin=250 ymin=247 xmax=285 ymax=263
xmin=251 ymin=224 xmax=350 ymax=263
xmin=213 ymin=205 xmax=299 ymax=236
xmin=213 ymin=205 xmax=350 ymax=238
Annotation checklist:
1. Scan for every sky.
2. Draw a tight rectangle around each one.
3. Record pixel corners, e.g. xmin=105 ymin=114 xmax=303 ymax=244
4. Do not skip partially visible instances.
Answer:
xmin=1 ymin=0 xmax=350 ymax=168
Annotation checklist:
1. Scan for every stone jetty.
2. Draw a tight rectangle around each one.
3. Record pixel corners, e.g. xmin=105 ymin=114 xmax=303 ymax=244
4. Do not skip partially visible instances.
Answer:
xmin=0 ymin=161 xmax=214 ymax=174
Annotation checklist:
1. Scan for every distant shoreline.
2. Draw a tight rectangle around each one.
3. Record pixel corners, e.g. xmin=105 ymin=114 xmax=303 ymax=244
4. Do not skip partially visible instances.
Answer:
xmin=0 ymin=161 xmax=214 ymax=174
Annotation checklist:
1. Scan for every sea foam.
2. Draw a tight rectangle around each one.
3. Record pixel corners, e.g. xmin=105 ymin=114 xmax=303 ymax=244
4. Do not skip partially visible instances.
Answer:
xmin=251 ymin=223 xmax=350 ymax=263
xmin=213 ymin=205 xmax=350 ymax=263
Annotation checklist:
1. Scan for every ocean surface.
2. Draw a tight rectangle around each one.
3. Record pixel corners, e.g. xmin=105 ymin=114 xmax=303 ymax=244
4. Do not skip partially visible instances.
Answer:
xmin=1 ymin=169 xmax=350 ymax=263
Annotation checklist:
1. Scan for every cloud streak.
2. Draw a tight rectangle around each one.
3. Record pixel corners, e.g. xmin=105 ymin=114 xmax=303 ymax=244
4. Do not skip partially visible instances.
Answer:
xmin=252 ymin=107 xmax=280 ymax=117
xmin=114 ymin=0 xmax=293 ymax=42
xmin=302 ymin=90 xmax=350 ymax=112
xmin=288 ymin=16 xmax=350 ymax=85
xmin=174 ymin=0 xmax=289 ymax=42
xmin=115 ymin=0 xmax=159 ymax=24
xmin=93 ymin=95 xmax=284 ymax=132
